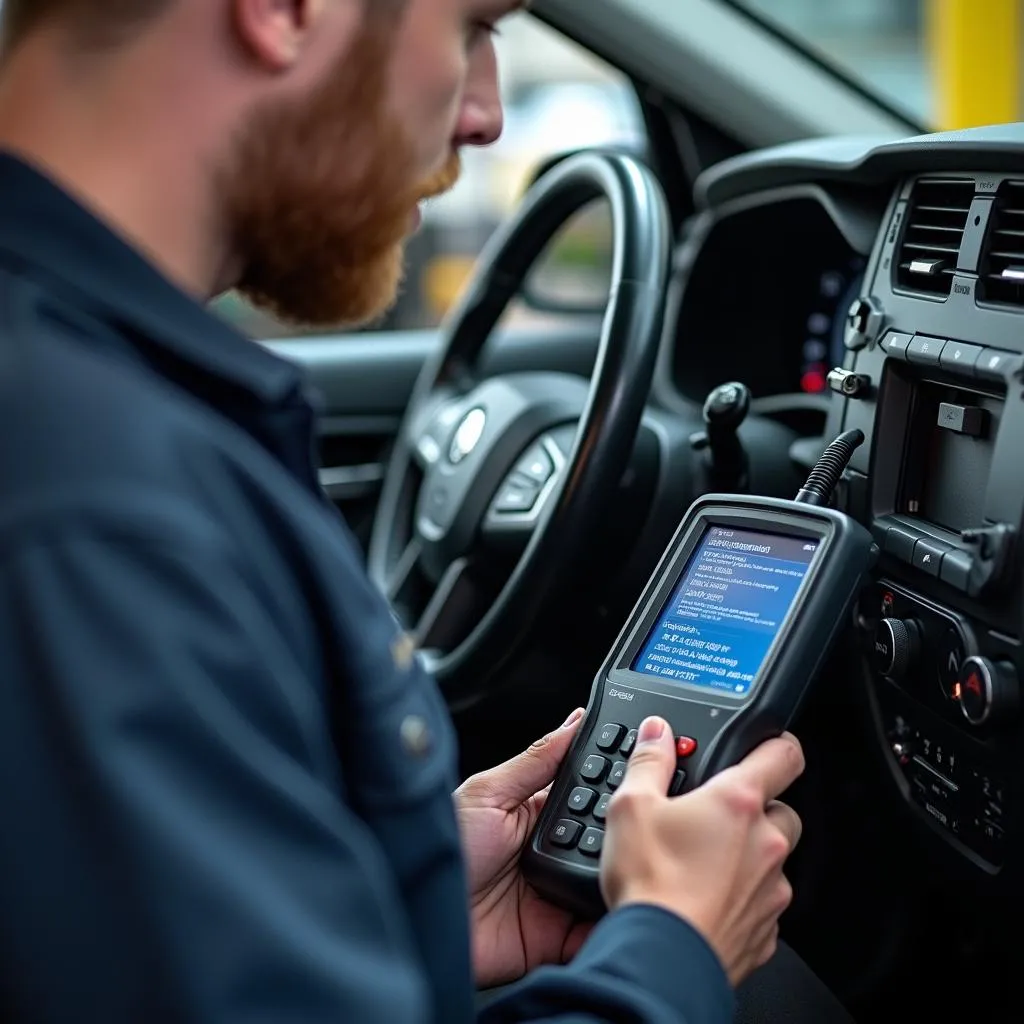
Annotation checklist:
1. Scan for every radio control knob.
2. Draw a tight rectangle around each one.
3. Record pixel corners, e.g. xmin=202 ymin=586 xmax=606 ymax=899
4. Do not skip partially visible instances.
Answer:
xmin=872 ymin=618 xmax=919 ymax=680
xmin=959 ymin=656 xmax=1019 ymax=727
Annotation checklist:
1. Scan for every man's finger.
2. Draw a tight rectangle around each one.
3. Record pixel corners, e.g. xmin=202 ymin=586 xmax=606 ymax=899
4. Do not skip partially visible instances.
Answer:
xmin=729 ymin=733 xmax=806 ymax=803
xmin=615 ymin=716 xmax=675 ymax=798
xmin=468 ymin=708 xmax=585 ymax=810
xmin=765 ymin=799 xmax=802 ymax=851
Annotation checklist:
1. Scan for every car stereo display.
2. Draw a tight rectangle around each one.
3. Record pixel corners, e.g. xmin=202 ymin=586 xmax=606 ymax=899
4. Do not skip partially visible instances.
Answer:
xmin=632 ymin=526 xmax=819 ymax=698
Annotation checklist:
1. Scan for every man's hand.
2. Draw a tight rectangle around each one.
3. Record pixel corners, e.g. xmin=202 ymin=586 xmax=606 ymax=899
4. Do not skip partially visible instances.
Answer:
xmin=600 ymin=716 xmax=805 ymax=987
xmin=455 ymin=709 xmax=592 ymax=989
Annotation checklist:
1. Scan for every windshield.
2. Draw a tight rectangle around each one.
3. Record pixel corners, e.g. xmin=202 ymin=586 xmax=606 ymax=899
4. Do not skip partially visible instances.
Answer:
xmin=731 ymin=0 xmax=930 ymax=126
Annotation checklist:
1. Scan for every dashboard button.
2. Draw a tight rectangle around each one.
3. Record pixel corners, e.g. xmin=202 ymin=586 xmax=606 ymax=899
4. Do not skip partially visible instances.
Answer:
xmin=936 ymin=402 xmax=987 ymax=437
xmin=938 ymin=341 xmax=982 ymax=375
xmin=976 ymin=348 xmax=1016 ymax=383
xmin=881 ymin=331 xmax=911 ymax=359
xmin=907 ymin=335 xmax=947 ymax=365
xmin=912 ymin=537 xmax=949 ymax=577
xmin=939 ymin=548 xmax=973 ymax=592
xmin=938 ymin=627 xmax=967 ymax=701
xmin=884 ymin=524 xmax=921 ymax=562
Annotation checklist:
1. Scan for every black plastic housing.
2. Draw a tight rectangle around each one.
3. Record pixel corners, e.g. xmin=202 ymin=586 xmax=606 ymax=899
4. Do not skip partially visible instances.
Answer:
xmin=521 ymin=493 xmax=877 ymax=918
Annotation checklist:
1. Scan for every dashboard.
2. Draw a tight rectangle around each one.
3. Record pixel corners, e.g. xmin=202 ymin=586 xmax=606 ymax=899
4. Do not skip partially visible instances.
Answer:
xmin=669 ymin=192 xmax=868 ymax=401
xmin=655 ymin=124 xmax=1024 ymax=924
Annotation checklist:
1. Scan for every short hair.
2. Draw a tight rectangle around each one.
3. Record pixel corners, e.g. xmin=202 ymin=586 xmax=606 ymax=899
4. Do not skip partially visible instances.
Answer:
xmin=1 ymin=0 xmax=174 ymax=51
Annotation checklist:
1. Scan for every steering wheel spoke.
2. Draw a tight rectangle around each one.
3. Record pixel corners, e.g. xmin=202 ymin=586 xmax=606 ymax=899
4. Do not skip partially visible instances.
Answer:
xmin=412 ymin=557 xmax=494 ymax=654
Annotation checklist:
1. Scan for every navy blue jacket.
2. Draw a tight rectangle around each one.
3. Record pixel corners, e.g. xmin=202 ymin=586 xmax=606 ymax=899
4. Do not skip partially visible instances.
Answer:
xmin=0 ymin=153 xmax=733 ymax=1023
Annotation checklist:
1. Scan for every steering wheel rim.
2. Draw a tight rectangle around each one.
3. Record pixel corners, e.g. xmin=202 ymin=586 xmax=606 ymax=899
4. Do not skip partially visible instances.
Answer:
xmin=368 ymin=151 xmax=671 ymax=706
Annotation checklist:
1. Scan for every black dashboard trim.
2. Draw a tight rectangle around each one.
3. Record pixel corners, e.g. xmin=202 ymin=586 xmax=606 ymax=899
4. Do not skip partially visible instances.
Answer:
xmin=695 ymin=124 xmax=1024 ymax=209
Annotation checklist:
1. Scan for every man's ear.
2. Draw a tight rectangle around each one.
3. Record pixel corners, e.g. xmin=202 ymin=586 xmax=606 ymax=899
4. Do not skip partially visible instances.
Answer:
xmin=231 ymin=0 xmax=326 ymax=71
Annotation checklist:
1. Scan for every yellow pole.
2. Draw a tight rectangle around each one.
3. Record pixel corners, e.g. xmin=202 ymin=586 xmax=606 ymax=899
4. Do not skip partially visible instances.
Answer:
xmin=927 ymin=0 xmax=1020 ymax=129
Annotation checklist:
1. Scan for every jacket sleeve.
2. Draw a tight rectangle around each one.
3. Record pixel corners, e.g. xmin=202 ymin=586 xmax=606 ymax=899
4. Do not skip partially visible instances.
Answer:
xmin=0 ymin=502 xmax=438 ymax=1023
xmin=478 ymin=904 xmax=735 ymax=1024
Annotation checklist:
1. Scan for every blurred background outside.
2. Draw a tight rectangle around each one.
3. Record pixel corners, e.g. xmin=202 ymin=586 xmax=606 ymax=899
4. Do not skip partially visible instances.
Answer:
xmin=215 ymin=0 xmax=1021 ymax=340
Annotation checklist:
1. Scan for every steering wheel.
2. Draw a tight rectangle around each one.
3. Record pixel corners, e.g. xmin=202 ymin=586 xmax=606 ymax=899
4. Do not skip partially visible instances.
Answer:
xmin=368 ymin=151 xmax=671 ymax=707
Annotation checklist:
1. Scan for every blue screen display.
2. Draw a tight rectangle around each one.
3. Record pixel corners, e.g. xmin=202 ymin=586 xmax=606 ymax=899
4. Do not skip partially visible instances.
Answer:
xmin=632 ymin=526 xmax=818 ymax=698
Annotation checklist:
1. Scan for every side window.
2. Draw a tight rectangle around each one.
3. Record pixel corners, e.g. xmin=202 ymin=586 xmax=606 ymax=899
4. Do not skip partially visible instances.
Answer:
xmin=213 ymin=15 xmax=646 ymax=339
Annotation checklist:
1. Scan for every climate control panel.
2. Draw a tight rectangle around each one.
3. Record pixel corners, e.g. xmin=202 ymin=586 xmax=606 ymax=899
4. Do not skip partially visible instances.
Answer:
xmin=859 ymin=580 xmax=1018 ymax=868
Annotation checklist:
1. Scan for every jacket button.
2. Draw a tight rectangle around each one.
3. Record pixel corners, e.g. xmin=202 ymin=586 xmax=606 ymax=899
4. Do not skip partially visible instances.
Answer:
xmin=400 ymin=715 xmax=433 ymax=757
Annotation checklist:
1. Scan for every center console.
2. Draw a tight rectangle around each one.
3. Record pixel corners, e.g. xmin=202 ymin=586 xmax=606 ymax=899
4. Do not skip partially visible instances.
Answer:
xmin=826 ymin=174 xmax=1024 ymax=875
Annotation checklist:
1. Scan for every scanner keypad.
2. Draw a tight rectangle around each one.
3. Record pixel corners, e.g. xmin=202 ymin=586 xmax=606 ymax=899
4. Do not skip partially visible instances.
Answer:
xmin=547 ymin=723 xmax=696 ymax=855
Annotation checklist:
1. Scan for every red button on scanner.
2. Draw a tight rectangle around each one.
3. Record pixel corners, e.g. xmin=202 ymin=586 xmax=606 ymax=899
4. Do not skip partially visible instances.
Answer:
xmin=676 ymin=736 xmax=698 ymax=758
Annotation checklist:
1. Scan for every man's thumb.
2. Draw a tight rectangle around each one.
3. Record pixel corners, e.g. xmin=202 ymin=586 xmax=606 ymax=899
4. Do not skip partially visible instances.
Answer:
xmin=617 ymin=716 xmax=675 ymax=796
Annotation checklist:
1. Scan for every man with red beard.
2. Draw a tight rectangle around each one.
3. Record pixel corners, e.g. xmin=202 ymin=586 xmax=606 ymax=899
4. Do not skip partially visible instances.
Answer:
xmin=0 ymin=2 xmax=855 ymax=1023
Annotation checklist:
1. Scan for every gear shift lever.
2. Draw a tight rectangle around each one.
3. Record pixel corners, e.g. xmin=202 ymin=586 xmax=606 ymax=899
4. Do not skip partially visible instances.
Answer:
xmin=691 ymin=381 xmax=752 ymax=492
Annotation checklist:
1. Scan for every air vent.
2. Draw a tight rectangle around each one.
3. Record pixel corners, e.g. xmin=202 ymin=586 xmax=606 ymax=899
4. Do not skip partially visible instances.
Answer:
xmin=979 ymin=180 xmax=1024 ymax=308
xmin=895 ymin=178 xmax=973 ymax=297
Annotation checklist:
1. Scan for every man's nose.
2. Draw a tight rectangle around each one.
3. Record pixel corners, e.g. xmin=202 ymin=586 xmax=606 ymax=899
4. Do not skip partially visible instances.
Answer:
xmin=453 ymin=47 xmax=503 ymax=147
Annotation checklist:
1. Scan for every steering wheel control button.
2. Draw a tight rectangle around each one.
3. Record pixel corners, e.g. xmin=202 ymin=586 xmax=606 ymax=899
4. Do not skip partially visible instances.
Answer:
xmin=493 ymin=480 xmax=538 ymax=514
xmin=596 ymin=723 xmax=626 ymax=751
xmin=549 ymin=819 xmax=583 ymax=849
xmin=579 ymin=754 xmax=609 ymax=784
xmin=669 ymin=769 xmax=688 ymax=796
xmin=593 ymin=793 xmax=611 ymax=823
xmin=513 ymin=443 xmax=554 ymax=486
xmin=578 ymin=827 xmax=604 ymax=857
xmin=960 ymin=657 xmax=1019 ymax=728
xmin=881 ymin=331 xmax=911 ymax=360
xmin=938 ymin=341 xmax=982 ymax=376
xmin=416 ymin=435 xmax=442 ymax=465
xmin=906 ymin=335 xmax=946 ymax=366
xmin=606 ymin=761 xmax=627 ymax=790
xmin=675 ymin=736 xmax=698 ymax=758
xmin=912 ymin=537 xmax=949 ymax=577
xmin=447 ymin=407 xmax=486 ymax=464
xmin=620 ymin=728 xmax=638 ymax=757
xmin=567 ymin=787 xmax=597 ymax=815
xmin=872 ymin=618 xmax=918 ymax=680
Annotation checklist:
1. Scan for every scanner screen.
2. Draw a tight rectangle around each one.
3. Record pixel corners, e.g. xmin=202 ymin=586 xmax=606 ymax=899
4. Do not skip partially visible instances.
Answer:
xmin=632 ymin=526 xmax=818 ymax=698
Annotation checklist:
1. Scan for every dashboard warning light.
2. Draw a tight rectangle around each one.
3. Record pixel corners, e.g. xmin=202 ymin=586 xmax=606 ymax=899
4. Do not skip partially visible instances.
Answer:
xmin=800 ymin=369 xmax=827 ymax=394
